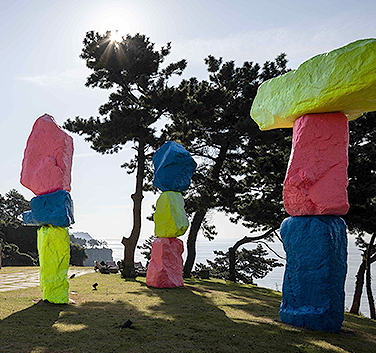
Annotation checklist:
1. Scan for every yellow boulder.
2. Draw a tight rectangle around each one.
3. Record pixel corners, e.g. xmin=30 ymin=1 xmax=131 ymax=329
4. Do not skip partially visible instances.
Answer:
xmin=37 ymin=225 xmax=70 ymax=304
xmin=154 ymin=191 xmax=189 ymax=238
xmin=250 ymin=38 xmax=376 ymax=130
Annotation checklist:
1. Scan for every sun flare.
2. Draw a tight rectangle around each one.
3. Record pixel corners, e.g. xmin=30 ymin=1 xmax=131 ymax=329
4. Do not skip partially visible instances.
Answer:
xmin=98 ymin=14 xmax=133 ymax=43
xmin=110 ymin=29 xmax=124 ymax=42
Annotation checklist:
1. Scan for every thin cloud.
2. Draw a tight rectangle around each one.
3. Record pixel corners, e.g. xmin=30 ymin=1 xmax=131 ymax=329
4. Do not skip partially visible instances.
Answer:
xmin=17 ymin=67 xmax=88 ymax=88
xmin=169 ymin=14 xmax=375 ymax=72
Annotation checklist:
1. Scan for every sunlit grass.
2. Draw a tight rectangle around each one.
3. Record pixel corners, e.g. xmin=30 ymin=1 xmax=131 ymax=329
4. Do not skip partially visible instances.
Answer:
xmin=0 ymin=272 xmax=376 ymax=352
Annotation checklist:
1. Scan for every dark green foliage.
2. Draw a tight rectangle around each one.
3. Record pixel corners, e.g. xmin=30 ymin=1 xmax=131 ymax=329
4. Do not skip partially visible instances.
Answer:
xmin=344 ymin=111 xmax=376 ymax=316
xmin=0 ymin=189 xmax=30 ymax=228
xmin=2 ymin=225 xmax=38 ymax=255
xmin=86 ymin=238 xmax=109 ymax=249
xmin=345 ymin=111 xmax=376 ymax=235
xmin=231 ymin=129 xmax=292 ymax=232
xmin=0 ymin=189 xmax=38 ymax=265
xmin=64 ymin=31 xmax=186 ymax=155
xmin=137 ymin=235 xmax=156 ymax=267
xmin=69 ymin=233 xmax=87 ymax=248
xmin=164 ymin=53 xmax=290 ymax=276
xmin=196 ymin=245 xmax=282 ymax=284
xmin=69 ymin=242 xmax=88 ymax=266
xmin=0 ymin=239 xmax=37 ymax=266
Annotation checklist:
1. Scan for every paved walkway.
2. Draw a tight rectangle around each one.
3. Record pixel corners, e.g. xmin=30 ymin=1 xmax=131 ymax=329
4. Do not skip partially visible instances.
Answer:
xmin=0 ymin=267 xmax=94 ymax=292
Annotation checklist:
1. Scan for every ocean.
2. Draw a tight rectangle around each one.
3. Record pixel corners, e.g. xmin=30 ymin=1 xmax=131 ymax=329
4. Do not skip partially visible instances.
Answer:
xmin=105 ymin=235 xmax=375 ymax=318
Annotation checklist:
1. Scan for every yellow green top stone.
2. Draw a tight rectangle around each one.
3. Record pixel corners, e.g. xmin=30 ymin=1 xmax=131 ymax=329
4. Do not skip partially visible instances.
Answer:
xmin=250 ymin=38 xmax=376 ymax=130
xmin=154 ymin=191 xmax=189 ymax=238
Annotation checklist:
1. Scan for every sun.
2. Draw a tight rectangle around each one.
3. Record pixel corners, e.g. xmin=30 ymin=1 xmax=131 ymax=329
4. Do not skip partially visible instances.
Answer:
xmin=110 ymin=29 xmax=124 ymax=43
xmin=98 ymin=15 xmax=131 ymax=43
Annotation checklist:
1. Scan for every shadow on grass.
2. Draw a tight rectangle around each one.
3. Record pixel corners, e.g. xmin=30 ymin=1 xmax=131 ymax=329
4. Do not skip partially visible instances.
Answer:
xmin=1 ymin=277 xmax=376 ymax=353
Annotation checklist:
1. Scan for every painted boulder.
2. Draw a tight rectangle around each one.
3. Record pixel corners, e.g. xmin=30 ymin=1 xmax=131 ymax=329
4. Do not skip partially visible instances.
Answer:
xmin=21 ymin=114 xmax=74 ymax=196
xmin=154 ymin=191 xmax=189 ymax=238
xmin=279 ymin=215 xmax=347 ymax=332
xmin=37 ymin=225 xmax=70 ymax=304
xmin=153 ymin=141 xmax=197 ymax=192
xmin=23 ymin=190 xmax=74 ymax=227
xmin=146 ymin=238 xmax=184 ymax=288
xmin=283 ymin=113 xmax=349 ymax=216
xmin=250 ymin=38 xmax=376 ymax=130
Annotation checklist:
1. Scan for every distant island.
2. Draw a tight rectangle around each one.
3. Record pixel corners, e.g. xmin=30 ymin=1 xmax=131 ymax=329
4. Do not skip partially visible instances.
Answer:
xmin=70 ymin=232 xmax=113 ymax=267
xmin=72 ymin=231 xmax=93 ymax=241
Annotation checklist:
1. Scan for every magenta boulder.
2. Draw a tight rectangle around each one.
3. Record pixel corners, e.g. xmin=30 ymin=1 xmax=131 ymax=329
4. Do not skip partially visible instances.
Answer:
xmin=20 ymin=114 xmax=74 ymax=196
xmin=283 ymin=113 xmax=349 ymax=216
xmin=146 ymin=238 xmax=184 ymax=288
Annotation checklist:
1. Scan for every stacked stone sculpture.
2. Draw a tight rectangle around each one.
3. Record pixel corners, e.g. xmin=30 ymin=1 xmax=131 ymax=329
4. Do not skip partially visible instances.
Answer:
xmin=250 ymin=39 xmax=376 ymax=331
xmin=146 ymin=141 xmax=197 ymax=288
xmin=21 ymin=114 xmax=74 ymax=304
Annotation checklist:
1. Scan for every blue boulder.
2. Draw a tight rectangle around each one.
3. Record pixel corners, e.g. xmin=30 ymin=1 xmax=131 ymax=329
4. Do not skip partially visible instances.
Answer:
xmin=23 ymin=190 xmax=74 ymax=227
xmin=22 ymin=210 xmax=42 ymax=226
xmin=153 ymin=141 xmax=197 ymax=192
xmin=279 ymin=216 xmax=347 ymax=332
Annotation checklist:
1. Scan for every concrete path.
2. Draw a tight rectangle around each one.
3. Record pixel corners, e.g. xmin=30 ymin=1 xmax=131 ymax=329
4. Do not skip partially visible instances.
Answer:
xmin=0 ymin=267 xmax=94 ymax=292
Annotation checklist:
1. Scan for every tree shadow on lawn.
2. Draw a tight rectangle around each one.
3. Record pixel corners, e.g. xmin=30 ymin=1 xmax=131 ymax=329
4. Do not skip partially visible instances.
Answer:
xmin=1 ymin=278 xmax=376 ymax=353
xmin=129 ymin=278 xmax=376 ymax=352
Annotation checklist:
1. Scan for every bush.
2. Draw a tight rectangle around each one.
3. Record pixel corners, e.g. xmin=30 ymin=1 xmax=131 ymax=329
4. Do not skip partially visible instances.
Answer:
xmin=1 ymin=240 xmax=37 ymax=266
xmin=195 ymin=245 xmax=283 ymax=284
xmin=70 ymin=242 xmax=88 ymax=266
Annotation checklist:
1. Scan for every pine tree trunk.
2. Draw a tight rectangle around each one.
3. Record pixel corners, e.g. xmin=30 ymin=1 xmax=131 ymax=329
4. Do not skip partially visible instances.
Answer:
xmin=366 ymin=264 xmax=375 ymax=319
xmin=121 ymin=140 xmax=145 ymax=278
xmin=229 ymin=246 xmax=236 ymax=282
xmin=183 ymin=209 xmax=207 ymax=277
xmin=366 ymin=233 xmax=376 ymax=319
xmin=349 ymin=259 xmax=366 ymax=315
xmin=350 ymin=233 xmax=376 ymax=316
xmin=183 ymin=142 xmax=230 ymax=278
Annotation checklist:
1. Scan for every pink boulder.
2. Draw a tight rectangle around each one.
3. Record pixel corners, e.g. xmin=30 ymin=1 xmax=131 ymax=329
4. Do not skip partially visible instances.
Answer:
xmin=20 ymin=114 xmax=74 ymax=196
xmin=146 ymin=238 xmax=184 ymax=288
xmin=283 ymin=112 xmax=349 ymax=216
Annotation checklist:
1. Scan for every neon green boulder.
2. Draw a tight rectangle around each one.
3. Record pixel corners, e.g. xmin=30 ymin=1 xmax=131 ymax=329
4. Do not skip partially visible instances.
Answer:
xmin=154 ymin=191 xmax=189 ymax=238
xmin=250 ymin=38 xmax=376 ymax=130
xmin=37 ymin=225 xmax=70 ymax=304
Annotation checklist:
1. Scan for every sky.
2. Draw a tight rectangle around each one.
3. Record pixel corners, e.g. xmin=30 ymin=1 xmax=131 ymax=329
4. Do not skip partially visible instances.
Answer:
xmin=1 ymin=0 xmax=376 ymax=246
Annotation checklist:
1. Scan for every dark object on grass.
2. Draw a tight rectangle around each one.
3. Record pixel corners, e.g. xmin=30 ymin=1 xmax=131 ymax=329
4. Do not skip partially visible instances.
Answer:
xmin=69 ymin=274 xmax=76 ymax=279
xmin=120 ymin=319 xmax=133 ymax=329
xmin=92 ymin=283 xmax=98 ymax=290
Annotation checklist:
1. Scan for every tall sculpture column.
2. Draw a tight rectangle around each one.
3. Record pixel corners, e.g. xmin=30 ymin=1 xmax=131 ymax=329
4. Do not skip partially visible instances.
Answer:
xmin=280 ymin=112 xmax=348 ymax=331
xmin=146 ymin=141 xmax=196 ymax=288
xmin=250 ymin=38 xmax=376 ymax=331
xmin=21 ymin=114 xmax=74 ymax=304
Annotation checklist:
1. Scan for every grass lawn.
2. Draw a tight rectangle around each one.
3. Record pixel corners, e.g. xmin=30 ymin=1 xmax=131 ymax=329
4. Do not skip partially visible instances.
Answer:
xmin=1 ymin=269 xmax=376 ymax=353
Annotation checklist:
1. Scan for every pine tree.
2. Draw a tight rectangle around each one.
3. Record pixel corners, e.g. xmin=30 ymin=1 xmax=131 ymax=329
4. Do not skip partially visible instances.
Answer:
xmin=64 ymin=31 xmax=186 ymax=277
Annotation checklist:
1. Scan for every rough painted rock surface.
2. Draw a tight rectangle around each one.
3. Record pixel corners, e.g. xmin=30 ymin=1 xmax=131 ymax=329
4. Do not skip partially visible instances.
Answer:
xmin=23 ymin=190 xmax=74 ymax=227
xmin=250 ymin=38 xmax=376 ymax=130
xmin=154 ymin=191 xmax=189 ymax=238
xmin=280 ymin=216 xmax=347 ymax=332
xmin=21 ymin=114 xmax=74 ymax=196
xmin=153 ymin=141 xmax=197 ymax=192
xmin=146 ymin=238 xmax=184 ymax=288
xmin=37 ymin=225 xmax=70 ymax=304
xmin=283 ymin=113 xmax=349 ymax=216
